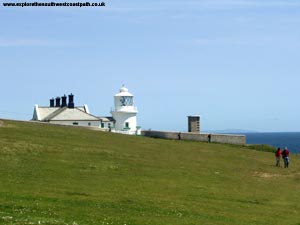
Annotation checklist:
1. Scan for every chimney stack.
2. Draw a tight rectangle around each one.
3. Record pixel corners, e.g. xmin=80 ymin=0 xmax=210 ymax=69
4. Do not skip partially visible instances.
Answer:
xmin=55 ymin=97 xmax=61 ymax=107
xmin=68 ymin=93 xmax=74 ymax=108
xmin=188 ymin=115 xmax=200 ymax=133
xmin=61 ymin=95 xmax=67 ymax=107
xmin=50 ymin=98 xmax=55 ymax=107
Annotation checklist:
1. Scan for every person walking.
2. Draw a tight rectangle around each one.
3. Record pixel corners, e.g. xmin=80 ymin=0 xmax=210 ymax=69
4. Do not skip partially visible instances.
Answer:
xmin=208 ymin=134 xmax=211 ymax=143
xmin=275 ymin=147 xmax=282 ymax=167
xmin=282 ymin=147 xmax=290 ymax=168
xmin=177 ymin=132 xmax=181 ymax=140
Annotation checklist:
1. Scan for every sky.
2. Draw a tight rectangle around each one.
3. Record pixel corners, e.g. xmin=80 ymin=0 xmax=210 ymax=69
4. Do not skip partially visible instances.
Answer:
xmin=1 ymin=0 xmax=300 ymax=132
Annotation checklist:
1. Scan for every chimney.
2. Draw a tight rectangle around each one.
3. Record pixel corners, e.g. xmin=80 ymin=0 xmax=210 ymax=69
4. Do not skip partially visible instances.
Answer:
xmin=188 ymin=115 xmax=200 ymax=133
xmin=50 ymin=98 xmax=55 ymax=107
xmin=55 ymin=97 xmax=61 ymax=107
xmin=61 ymin=95 xmax=67 ymax=107
xmin=68 ymin=93 xmax=75 ymax=108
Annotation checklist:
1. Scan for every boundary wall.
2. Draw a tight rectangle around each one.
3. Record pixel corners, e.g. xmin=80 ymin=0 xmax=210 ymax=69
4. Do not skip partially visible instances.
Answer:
xmin=142 ymin=130 xmax=246 ymax=145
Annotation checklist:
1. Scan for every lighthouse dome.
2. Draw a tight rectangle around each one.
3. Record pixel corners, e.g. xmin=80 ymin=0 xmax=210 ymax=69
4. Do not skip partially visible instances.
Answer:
xmin=120 ymin=86 xmax=128 ymax=92
xmin=115 ymin=86 xmax=133 ymax=97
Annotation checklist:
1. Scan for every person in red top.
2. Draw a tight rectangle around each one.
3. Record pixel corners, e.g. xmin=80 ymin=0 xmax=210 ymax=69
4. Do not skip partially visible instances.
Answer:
xmin=282 ymin=147 xmax=290 ymax=168
xmin=275 ymin=147 xmax=282 ymax=167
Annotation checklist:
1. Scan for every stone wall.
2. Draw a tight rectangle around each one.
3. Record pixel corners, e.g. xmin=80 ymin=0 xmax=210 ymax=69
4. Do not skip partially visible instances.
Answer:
xmin=141 ymin=130 xmax=246 ymax=145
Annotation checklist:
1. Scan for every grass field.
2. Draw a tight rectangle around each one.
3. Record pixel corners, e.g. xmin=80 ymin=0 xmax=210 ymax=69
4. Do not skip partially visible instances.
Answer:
xmin=0 ymin=119 xmax=300 ymax=225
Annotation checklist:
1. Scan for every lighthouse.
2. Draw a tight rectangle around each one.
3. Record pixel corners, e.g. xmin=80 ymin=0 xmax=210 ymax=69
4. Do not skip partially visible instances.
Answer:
xmin=111 ymin=86 xmax=139 ymax=134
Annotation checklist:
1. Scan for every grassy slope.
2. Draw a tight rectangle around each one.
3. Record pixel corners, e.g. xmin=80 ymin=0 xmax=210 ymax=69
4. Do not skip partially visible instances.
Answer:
xmin=0 ymin=120 xmax=300 ymax=225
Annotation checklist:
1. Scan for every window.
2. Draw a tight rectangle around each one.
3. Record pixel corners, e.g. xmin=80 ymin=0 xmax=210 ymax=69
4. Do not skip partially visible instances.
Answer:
xmin=101 ymin=123 xmax=105 ymax=128
xmin=120 ymin=96 xmax=133 ymax=106
xmin=73 ymin=122 xmax=78 ymax=125
xmin=108 ymin=123 xmax=111 ymax=128
xmin=88 ymin=122 xmax=91 ymax=126
xmin=125 ymin=122 xmax=129 ymax=128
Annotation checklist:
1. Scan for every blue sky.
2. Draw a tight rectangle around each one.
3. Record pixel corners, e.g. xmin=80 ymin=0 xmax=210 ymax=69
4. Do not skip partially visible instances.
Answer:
xmin=1 ymin=0 xmax=300 ymax=132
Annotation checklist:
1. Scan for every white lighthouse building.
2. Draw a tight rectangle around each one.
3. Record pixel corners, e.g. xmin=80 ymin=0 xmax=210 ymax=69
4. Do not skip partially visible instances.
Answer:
xmin=111 ymin=86 xmax=140 ymax=135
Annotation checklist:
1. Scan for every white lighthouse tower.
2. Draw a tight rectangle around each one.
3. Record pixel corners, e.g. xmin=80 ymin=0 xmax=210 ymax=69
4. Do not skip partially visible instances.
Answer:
xmin=111 ymin=86 xmax=139 ymax=135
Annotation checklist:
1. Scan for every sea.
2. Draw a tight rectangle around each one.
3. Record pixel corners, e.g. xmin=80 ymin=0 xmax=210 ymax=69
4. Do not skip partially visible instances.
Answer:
xmin=240 ymin=132 xmax=300 ymax=153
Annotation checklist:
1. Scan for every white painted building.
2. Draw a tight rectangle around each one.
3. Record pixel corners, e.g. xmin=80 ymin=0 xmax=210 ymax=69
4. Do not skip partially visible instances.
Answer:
xmin=32 ymin=87 xmax=140 ymax=135
xmin=32 ymin=94 xmax=103 ymax=127
xmin=111 ymin=86 xmax=140 ymax=135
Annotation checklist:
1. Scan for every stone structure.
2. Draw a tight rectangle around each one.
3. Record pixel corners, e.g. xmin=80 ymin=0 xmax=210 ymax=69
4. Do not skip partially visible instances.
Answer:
xmin=188 ymin=115 xmax=200 ymax=133
xmin=142 ymin=130 xmax=246 ymax=145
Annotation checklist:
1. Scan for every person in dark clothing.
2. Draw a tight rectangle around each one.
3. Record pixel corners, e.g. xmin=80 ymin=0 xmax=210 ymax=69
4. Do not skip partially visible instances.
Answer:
xmin=208 ymin=134 xmax=211 ymax=143
xmin=282 ymin=147 xmax=290 ymax=168
xmin=177 ymin=132 xmax=181 ymax=140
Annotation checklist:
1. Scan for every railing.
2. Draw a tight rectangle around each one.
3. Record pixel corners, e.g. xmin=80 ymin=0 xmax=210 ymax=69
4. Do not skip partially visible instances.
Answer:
xmin=110 ymin=106 xmax=138 ymax=112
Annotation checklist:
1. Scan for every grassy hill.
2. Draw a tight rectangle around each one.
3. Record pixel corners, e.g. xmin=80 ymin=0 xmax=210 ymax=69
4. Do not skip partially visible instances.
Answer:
xmin=0 ymin=120 xmax=299 ymax=225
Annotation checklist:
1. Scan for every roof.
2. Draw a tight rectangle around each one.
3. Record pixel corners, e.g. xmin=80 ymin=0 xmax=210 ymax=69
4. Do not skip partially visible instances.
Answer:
xmin=98 ymin=117 xmax=115 ymax=122
xmin=37 ymin=107 xmax=59 ymax=120
xmin=114 ymin=86 xmax=134 ymax=97
xmin=33 ymin=106 xmax=100 ymax=121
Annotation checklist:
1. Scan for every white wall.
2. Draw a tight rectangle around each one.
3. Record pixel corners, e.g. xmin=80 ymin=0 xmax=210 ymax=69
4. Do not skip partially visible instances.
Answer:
xmin=49 ymin=120 xmax=101 ymax=127
xmin=111 ymin=111 xmax=137 ymax=132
